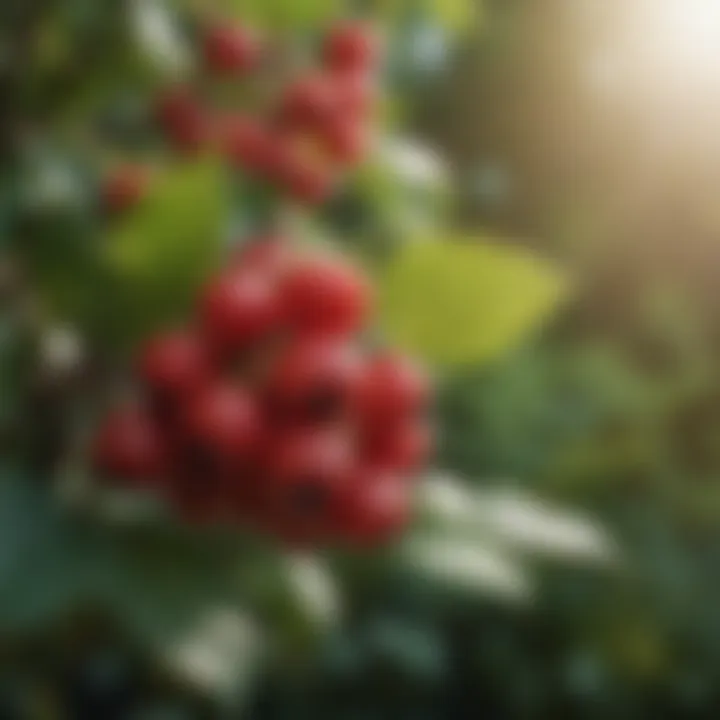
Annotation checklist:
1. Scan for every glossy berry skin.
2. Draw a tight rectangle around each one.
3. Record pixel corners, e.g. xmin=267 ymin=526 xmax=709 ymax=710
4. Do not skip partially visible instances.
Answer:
xmin=357 ymin=353 xmax=429 ymax=425
xmin=267 ymin=339 xmax=362 ymax=422
xmin=92 ymin=406 xmax=168 ymax=486
xmin=200 ymin=269 xmax=280 ymax=357
xmin=183 ymin=381 xmax=261 ymax=465
xmin=156 ymin=88 xmax=209 ymax=154
xmin=202 ymin=23 xmax=261 ymax=76
xmin=280 ymin=255 xmax=370 ymax=336
xmin=338 ymin=471 xmax=410 ymax=545
xmin=324 ymin=22 xmax=379 ymax=73
xmin=361 ymin=420 xmax=433 ymax=475
xmin=102 ymin=166 xmax=150 ymax=214
xmin=263 ymin=428 xmax=354 ymax=541
xmin=280 ymin=76 xmax=338 ymax=131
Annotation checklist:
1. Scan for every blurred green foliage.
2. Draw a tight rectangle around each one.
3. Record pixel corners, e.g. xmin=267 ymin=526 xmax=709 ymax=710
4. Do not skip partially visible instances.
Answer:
xmin=6 ymin=0 xmax=720 ymax=718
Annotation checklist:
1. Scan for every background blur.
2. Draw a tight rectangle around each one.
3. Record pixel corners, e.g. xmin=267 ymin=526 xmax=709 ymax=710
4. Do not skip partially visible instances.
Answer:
xmin=5 ymin=0 xmax=720 ymax=717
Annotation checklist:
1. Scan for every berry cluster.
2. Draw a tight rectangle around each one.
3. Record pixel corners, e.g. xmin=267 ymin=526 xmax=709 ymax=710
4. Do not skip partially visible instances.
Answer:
xmin=155 ymin=19 xmax=381 ymax=205
xmin=92 ymin=238 xmax=432 ymax=546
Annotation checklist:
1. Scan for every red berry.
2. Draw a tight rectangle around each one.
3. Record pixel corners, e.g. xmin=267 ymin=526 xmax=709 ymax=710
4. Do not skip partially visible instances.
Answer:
xmin=202 ymin=23 xmax=262 ymax=76
xmin=324 ymin=22 xmax=380 ymax=73
xmin=92 ymin=405 xmax=169 ymax=486
xmin=220 ymin=115 xmax=277 ymax=173
xmin=321 ymin=117 xmax=369 ymax=165
xmin=362 ymin=420 xmax=433 ymax=475
xmin=102 ymin=166 xmax=150 ymax=214
xmin=138 ymin=330 xmax=209 ymax=407
xmin=280 ymin=75 xmax=337 ymax=131
xmin=263 ymin=428 xmax=355 ymax=542
xmin=231 ymin=236 xmax=289 ymax=274
xmin=200 ymin=269 xmax=281 ymax=356
xmin=333 ymin=71 xmax=377 ymax=117
xmin=156 ymin=88 xmax=210 ymax=154
xmin=338 ymin=470 xmax=410 ymax=545
xmin=267 ymin=338 xmax=362 ymax=421
xmin=357 ymin=353 xmax=429 ymax=425
xmin=183 ymin=381 xmax=261 ymax=465
xmin=280 ymin=254 xmax=371 ymax=336
xmin=274 ymin=151 xmax=335 ymax=204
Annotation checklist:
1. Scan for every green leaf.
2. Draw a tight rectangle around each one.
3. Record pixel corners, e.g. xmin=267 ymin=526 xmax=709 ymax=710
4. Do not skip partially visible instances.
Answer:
xmin=227 ymin=0 xmax=340 ymax=29
xmin=377 ymin=238 xmax=568 ymax=366
xmin=104 ymin=157 xmax=227 ymax=349
xmin=426 ymin=0 xmax=476 ymax=31
xmin=378 ymin=0 xmax=480 ymax=32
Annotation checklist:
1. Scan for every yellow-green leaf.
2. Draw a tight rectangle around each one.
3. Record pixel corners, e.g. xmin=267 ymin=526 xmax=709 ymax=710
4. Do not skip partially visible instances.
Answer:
xmin=378 ymin=0 xmax=480 ymax=31
xmin=227 ymin=0 xmax=340 ymax=29
xmin=377 ymin=238 xmax=568 ymax=366
xmin=104 ymin=156 xmax=227 ymax=348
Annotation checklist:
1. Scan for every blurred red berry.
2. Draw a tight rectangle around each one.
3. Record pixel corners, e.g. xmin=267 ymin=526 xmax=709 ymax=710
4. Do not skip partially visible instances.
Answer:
xmin=92 ymin=405 xmax=169 ymax=486
xmin=357 ymin=353 xmax=430 ymax=425
xmin=220 ymin=115 xmax=278 ymax=174
xmin=183 ymin=381 xmax=261 ymax=465
xmin=264 ymin=428 xmax=355 ymax=540
xmin=156 ymin=88 xmax=210 ymax=154
xmin=333 ymin=71 xmax=377 ymax=117
xmin=274 ymin=151 xmax=335 ymax=204
xmin=231 ymin=235 xmax=289 ymax=274
xmin=323 ymin=22 xmax=380 ymax=73
xmin=280 ymin=75 xmax=338 ymax=131
xmin=202 ymin=23 xmax=262 ymax=75
xmin=321 ymin=117 xmax=369 ymax=165
xmin=280 ymin=254 xmax=371 ymax=336
xmin=138 ymin=330 xmax=209 ymax=409
xmin=338 ymin=471 xmax=410 ymax=545
xmin=267 ymin=338 xmax=362 ymax=421
xmin=200 ymin=269 xmax=281 ymax=356
xmin=102 ymin=166 xmax=150 ymax=214
xmin=362 ymin=420 xmax=433 ymax=475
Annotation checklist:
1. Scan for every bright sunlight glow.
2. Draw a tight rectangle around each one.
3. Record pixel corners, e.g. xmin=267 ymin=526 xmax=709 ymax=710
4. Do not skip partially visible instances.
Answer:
xmin=626 ymin=0 xmax=720 ymax=80
xmin=650 ymin=0 xmax=720 ymax=69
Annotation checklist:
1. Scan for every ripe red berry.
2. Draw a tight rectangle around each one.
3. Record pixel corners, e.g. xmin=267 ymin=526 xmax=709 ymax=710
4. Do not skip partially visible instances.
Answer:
xmin=156 ymin=88 xmax=210 ymax=154
xmin=280 ymin=75 xmax=338 ymax=131
xmin=202 ymin=23 xmax=262 ymax=76
xmin=231 ymin=236 xmax=289 ymax=274
xmin=92 ymin=405 xmax=169 ymax=486
xmin=264 ymin=428 xmax=355 ymax=542
xmin=267 ymin=338 xmax=361 ymax=421
xmin=361 ymin=420 xmax=433 ymax=475
xmin=321 ymin=117 xmax=369 ymax=165
xmin=220 ymin=115 xmax=278 ymax=174
xmin=280 ymin=254 xmax=371 ymax=336
xmin=102 ymin=166 xmax=150 ymax=214
xmin=138 ymin=330 xmax=209 ymax=408
xmin=200 ymin=269 xmax=281 ymax=357
xmin=323 ymin=22 xmax=380 ymax=73
xmin=333 ymin=71 xmax=377 ymax=117
xmin=338 ymin=471 xmax=410 ymax=545
xmin=357 ymin=353 xmax=429 ymax=425
xmin=274 ymin=151 xmax=335 ymax=204
xmin=183 ymin=381 xmax=261 ymax=465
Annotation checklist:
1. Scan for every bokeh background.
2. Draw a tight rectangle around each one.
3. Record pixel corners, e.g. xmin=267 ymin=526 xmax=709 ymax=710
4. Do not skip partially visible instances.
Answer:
xmin=4 ymin=0 xmax=720 ymax=717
